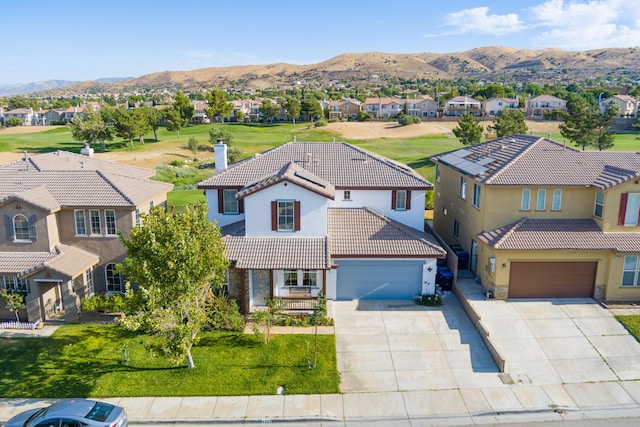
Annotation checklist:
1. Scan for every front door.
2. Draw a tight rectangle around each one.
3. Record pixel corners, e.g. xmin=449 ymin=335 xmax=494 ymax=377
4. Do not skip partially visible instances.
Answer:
xmin=251 ymin=270 xmax=271 ymax=307
xmin=470 ymin=240 xmax=478 ymax=273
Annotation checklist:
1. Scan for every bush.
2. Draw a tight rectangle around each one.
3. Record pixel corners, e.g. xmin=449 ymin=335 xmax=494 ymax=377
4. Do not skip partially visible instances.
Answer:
xmin=314 ymin=120 xmax=328 ymax=127
xmin=80 ymin=294 xmax=125 ymax=313
xmin=327 ymin=117 xmax=340 ymax=123
xmin=188 ymin=137 xmax=199 ymax=153
xmin=415 ymin=287 xmax=443 ymax=307
xmin=5 ymin=117 xmax=23 ymax=127
xmin=205 ymin=293 xmax=245 ymax=332
xmin=227 ymin=146 xmax=244 ymax=163
xmin=398 ymin=115 xmax=421 ymax=126
xmin=425 ymin=191 xmax=434 ymax=210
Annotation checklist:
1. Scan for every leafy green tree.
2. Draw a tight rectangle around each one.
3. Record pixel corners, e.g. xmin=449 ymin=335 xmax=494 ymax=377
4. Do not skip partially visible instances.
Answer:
xmin=174 ymin=91 xmax=195 ymax=123
xmin=68 ymin=107 xmax=113 ymax=151
xmin=301 ymin=96 xmax=322 ymax=121
xmin=259 ymin=99 xmax=279 ymax=124
xmin=141 ymin=106 xmax=162 ymax=141
xmin=205 ymin=88 xmax=233 ymax=123
xmin=452 ymin=112 xmax=484 ymax=145
xmin=164 ymin=109 xmax=187 ymax=139
xmin=593 ymin=101 xmax=620 ymax=151
xmin=487 ymin=109 xmax=528 ymax=137
xmin=560 ymin=94 xmax=618 ymax=151
xmin=131 ymin=108 xmax=152 ymax=145
xmin=0 ymin=289 xmax=24 ymax=322
xmin=283 ymin=96 xmax=301 ymax=125
xmin=209 ymin=127 xmax=233 ymax=145
xmin=7 ymin=95 xmax=40 ymax=110
xmin=114 ymin=108 xmax=146 ymax=148
xmin=119 ymin=205 xmax=228 ymax=369
xmin=251 ymin=297 xmax=285 ymax=344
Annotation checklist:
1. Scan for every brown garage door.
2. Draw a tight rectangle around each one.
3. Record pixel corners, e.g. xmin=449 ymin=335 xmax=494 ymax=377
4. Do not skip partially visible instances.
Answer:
xmin=508 ymin=262 xmax=596 ymax=298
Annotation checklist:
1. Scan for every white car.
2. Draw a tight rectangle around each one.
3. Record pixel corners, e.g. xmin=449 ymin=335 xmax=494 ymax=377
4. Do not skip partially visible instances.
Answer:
xmin=2 ymin=399 xmax=128 ymax=427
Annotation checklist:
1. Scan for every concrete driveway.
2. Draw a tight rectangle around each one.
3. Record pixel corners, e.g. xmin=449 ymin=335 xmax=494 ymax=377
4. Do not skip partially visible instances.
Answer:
xmin=331 ymin=296 xmax=502 ymax=394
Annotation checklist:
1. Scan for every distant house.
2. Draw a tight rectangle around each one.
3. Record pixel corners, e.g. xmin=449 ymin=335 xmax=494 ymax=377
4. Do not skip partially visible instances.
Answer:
xmin=526 ymin=95 xmax=567 ymax=117
xmin=328 ymin=99 xmax=362 ymax=120
xmin=405 ymin=97 xmax=439 ymax=118
xmin=198 ymin=141 xmax=445 ymax=312
xmin=192 ymin=101 xmax=209 ymax=123
xmin=444 ymin=96 xmax=482 ymax=116
xmin=599 ymin=95 xmax=638 ymax=118
xmin=364 ymin=98 xmax=404 ymax=118
xmin=482 ymin=98 xmax=520 ymax=116
xmin=0 ymin=150 xmax=173 ymax=324
xmin=2 ymin=108 xmax=36 ymax=125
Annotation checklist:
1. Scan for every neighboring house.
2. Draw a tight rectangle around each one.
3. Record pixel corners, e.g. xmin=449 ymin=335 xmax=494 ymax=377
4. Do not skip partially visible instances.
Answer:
xmin=444 ymin=96 xmax=482 ymax=116
xmin=430 ymin=134 xmax=640 ymax=301
xmin=364 ymin=98 xmax=404 ymax=118
xmin=328 ymin=99 xmax=362 ymax=120
xmin=599 ymin=95 xmax=638 ymax=117
xmin=192 ymin=101 xmax=209 ymax=123
xmin=198 ymin=141 xmax=446 ymax=312
xmin=482 ymin=98 xmax=520 ymax=116
xmin=0 ymin=150 xmax=173 ymax=324
xmin=405 ymin=97 xmax=439 ymax=118
xmin=3 ymin=108 xmax=36 ymax=125
xmin=526 ymin=95 xmax=567 ymax=117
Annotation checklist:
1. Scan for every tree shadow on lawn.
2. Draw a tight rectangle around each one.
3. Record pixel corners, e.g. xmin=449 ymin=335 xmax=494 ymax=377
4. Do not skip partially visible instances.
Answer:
xmin=407 ymin=157 xmax=434 ymax=170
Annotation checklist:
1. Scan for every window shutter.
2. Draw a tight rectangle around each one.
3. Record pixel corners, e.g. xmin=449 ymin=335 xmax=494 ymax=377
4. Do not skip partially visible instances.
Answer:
xmin=619 ymin=193 xmax=628 ymax=225
xmin=406 ymin=190 xmax=412 ymax=210
xmin=217 ymin=190 xmax=224 ymax=213
xmin=271 ymin=201 xmax=277 ymax=231
xmin=294 ymin=201 xmax=301 ymax=231
xmin=28 ymin=215 xmax=37 ymax=241
xmin=4 ymin=215 xmax=13 ymax=240
xmin=391 ymin=190 xmax=397 ymax=210
xmin=238 ymin=198 xmax=244 ymax=214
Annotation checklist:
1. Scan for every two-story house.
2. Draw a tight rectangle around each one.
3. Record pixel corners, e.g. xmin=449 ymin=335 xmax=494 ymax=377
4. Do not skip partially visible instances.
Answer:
xmin=431 ymin=134 xmax=640 ymax=301
xmin=444 ymin=96 xmax=482 ymax=116
xmin=0 ymin=149 xmax=173 ymax=324
xmin=405 ymin=97 xmax=439 ymax=118
xmin=364 ymin=98 xmax=404 ymax=118
xmin=526 ymin=95 xmax=567 ymax=117
xmin=327 ymin=99 xmax=362 ymax=120
xmin=198 ymin=141 xmax=446 ymax=312
xmin=599 ymin=95 xmax=638 ymax=118
xmin=482 ymin=98 xmax=520 ymax=117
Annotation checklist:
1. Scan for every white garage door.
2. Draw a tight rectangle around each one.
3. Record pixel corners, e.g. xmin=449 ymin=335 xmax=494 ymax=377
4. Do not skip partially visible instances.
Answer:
xmin=336 ymin=260 xmax=424 ymax=300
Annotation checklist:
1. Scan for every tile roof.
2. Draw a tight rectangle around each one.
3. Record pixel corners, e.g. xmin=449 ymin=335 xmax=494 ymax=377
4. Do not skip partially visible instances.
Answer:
xmin=198 ymin=142 xmax=431 ymax=190
xmin=0 ymin=244 xmax=98 ymax=277
xmin=477 ymin=218 xmax=640 ymax=252
xmin=224 ymin=235 xmax=329 ymax=269
xmin=237 ymin=162 xmax=335 ymax=200
xmin=431 ymin=135 xmax=640 ymax=189
xmin=328 ymin=208 xmax=446 ymax=258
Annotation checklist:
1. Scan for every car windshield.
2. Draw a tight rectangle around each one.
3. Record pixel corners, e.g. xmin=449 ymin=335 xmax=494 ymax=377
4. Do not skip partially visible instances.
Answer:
xmin=25 ymin=407 xmax=50 ymax=427
xmin=85 ymin=403 xmax=114 ymax=422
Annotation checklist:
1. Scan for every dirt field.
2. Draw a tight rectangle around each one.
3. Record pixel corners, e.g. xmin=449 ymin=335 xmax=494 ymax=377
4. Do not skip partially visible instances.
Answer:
xmin=0 ymin=120 xmax=561 ymax=168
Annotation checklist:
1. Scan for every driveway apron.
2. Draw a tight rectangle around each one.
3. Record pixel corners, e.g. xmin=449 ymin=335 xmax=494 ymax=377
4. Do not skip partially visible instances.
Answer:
xmin=332 ymin=296 xmax=501 ymax=394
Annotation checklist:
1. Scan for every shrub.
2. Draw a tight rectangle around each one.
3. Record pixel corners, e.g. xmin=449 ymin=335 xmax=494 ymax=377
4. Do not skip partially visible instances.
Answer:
xmin=314 ymin=120 xmax=328 ymax=127
xmin=80 ymin=293 xmax=125 ymax=313
xmin=327 ymin=117 xmax=340 ymax=123
xmin=425 ymin=191 xmax=434 ymax=210
xmin=205 ymin=293 xmax=245 ymax=332
xmin=227 ymin=146 xmax=244 ymax=163
xmin=188 ymin=137 xmax=199 ymax=153
xmin=415 ymin=287 xmax=443 ymax=306
xmin=398 ymin=115 xmax=421 ymax=126
xmin=5 ymin=117 xmax=23 ymax=127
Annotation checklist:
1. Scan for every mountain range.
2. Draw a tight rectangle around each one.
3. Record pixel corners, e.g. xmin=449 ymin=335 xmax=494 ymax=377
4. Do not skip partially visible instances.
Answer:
xmin=8 ymin=46 xmax=640 ymax=97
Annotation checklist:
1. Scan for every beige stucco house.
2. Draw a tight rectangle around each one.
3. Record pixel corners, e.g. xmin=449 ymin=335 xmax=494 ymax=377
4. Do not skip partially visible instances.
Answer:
xmin=431 ymin=135 xmax=640 ymax=301
xmin=0 ymin=149 xmax=173 ymax=324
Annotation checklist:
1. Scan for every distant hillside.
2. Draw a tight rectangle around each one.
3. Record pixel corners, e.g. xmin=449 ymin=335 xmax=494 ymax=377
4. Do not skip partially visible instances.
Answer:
xmin=34 ymin=46 xmax=640 ymax=96
xmin=1 ymin=77 xmax=132 ymax=96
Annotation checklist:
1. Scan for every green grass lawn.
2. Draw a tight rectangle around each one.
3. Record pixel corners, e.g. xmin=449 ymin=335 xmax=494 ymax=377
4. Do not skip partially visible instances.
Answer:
xmin=616 ymin=315 xmax=640 ymax=341
xmin=0 ymin=324 xmax=339 ymax=398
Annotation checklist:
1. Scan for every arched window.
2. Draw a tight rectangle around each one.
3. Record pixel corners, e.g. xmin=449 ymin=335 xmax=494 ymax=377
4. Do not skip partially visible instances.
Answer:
xmin=105 ymin=263 xmax=123 ymax=293
xmin=13 ymin=214 xmax=30 ymax=241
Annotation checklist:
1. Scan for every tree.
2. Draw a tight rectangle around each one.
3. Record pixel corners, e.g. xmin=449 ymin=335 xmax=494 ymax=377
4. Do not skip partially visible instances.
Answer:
xmin=205 ymin=88 xmax=233 ymax=123
xmin=130 ymin=108 xmax=152 ymax=145
xmin=0 ymin=289 xmax=24 ymax=322
xmin=174 ymin=91 xmax=195 ymax=124
xmin=141 ymin=106 xmax=162 ymax=141
xmin=283 ymin=96 xmax=301 ymax=125
xmin=209 ymin=127 xmax=233 ymax=145
xmin=68 ymin=107 xmax=113 ymax=151
xmin=487 ymin=109 xmax=528 ymax=137
xmin=119 ymin=205 xmax=228 ymax=369
xmin=259 ymin=99 xmax=279 ymax=124
xmin=452 ymin=113 xmax=484 ymax=145
xmin=114 ymin=108 xmax=146 ymax=148
xmin=301 ymin=96 xmax=322 ymax=122
xmin=164 ymin=109 xmax=187 ymax=139
xmin=560 ymin=94 xmax=617 ymax=151
xmin=593 ymin=101 xmax=620 ymax=151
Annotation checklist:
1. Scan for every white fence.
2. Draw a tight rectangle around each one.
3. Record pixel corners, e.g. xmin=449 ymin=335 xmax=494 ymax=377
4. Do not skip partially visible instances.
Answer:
xmin=0 ymin=319 xmax=40 ymax=330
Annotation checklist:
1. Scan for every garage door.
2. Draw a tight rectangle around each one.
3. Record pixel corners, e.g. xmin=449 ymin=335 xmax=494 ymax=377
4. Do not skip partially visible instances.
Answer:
xmin=336 ymin=260 xmax=424 ymax=300
xmin=508 ymin=262 xmax=597 ymax=298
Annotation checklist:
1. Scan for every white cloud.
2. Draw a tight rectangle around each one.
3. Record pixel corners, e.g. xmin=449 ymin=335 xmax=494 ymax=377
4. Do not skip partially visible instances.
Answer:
xmin=443 ymin=7 xmax=525 ymax=36
xmin=530 ymin=0 xmax=640 ymax=49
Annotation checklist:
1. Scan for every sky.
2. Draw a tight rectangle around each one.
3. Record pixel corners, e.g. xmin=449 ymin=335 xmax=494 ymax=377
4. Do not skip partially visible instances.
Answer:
xmin=1 ymin=0 xmax=640 ymax=86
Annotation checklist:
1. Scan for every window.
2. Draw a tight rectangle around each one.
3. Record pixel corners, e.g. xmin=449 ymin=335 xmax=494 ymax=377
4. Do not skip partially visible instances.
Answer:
xmin=13 ymin=214 xmax=30 ymax=241
xmin=453 ymin=220 xmax=460 ymax=238
xmin=594 ymin=191 xmax=604 ymax=218
xmin=105 ymin=210 xmax=116 ymax=235
xmin=284 ymin=270 xmax=298 ymax=287
xmin=459 ymin=177 xmax=467 ymax=199
xmin=622 ymin=256 xmax=640 ymax=287
xmin=85 ymin=268 xmax=94 ymax=296
xmin=2 ymin=276 xmax=28 ymax=294
xmin=343 ymin=190 xmax=351 ymax=201
xmin=278 ymin=201 xmax=294 ymax=231
xmin=552 ymin=189 xmax=562 ymax=211
xmin=521 ymin=189 xmax=531 ymax=210
xmin=619 ymin=193 xmax=640 ymax=226
xmin=536 ymin=189 xmax=547 ymax=210
xmin=74 ymin=210 xmax=86 ymax=235
xmin=303 ymin=271 xmax=317 ymax=287
xmin=395 ymin=190 xmax=407 ymax=210
xmin=135 ymin=209 xmax=141 ymax=225
xmin=435 ymin=164 xmax=440 ymax=183
xmin=105 ymin=263 xmax=123 ymax=293
xmin=89 ymin=210 xmax=101 ymax=235
xmin=472 ymin=184 xmax=481 ymax=208
xmin=223 ymin=189 xmax=238 ymax=214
